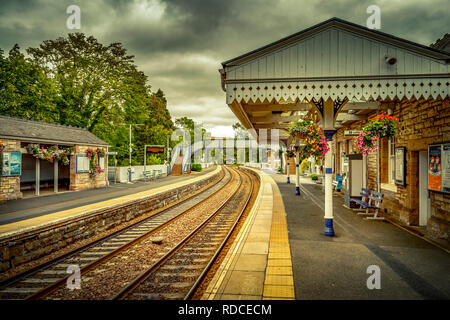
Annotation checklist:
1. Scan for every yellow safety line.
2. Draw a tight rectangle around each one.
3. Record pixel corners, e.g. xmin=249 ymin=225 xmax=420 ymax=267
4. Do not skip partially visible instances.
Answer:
xmin=262 ymin=176 xmax=295 ymax=300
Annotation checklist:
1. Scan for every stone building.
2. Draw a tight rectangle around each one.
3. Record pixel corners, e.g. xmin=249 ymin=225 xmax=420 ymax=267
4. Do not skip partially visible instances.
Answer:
xmin=0 ymin=116 xmax=109 ymax=202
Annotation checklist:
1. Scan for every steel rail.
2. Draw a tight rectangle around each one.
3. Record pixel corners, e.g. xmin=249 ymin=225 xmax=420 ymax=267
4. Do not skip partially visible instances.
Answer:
xmin=183 ymin=167 xmax=256 ymax=300
xmin=25 ymin=166 xmax=233 ymax=300
xmin=2 ymin=166 xmax=229 ymax=300
xmin=110 ymin=166 xmax=246 ymax=300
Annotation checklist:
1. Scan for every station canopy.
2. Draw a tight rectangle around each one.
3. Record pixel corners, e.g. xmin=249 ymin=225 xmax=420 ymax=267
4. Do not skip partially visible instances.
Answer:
xmin=220 ymin=18 xmax=450 ymax=146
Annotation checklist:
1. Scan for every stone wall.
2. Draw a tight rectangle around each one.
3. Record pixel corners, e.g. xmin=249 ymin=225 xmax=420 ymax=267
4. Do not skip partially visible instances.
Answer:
xmin=0 ymin=139 xmax=22 ymax=202
xmin=0 ymin=167 xmax=222 ymax=274
xmin=69 ymin=145 xmax=108 ymax=191
xmin=334 ymin=97 xmax=450 ymax=241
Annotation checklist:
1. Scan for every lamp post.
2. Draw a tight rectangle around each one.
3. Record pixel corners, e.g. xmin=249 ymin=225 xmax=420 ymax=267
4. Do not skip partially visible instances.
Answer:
xmin=119 ymin=123 xmax=143 ymax=182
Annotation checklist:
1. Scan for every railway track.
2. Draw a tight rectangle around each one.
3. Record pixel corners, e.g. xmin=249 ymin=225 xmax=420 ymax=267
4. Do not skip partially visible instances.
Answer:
xmin=0 ymin=166 xmax=257 ymax=300
xmin=113 ymin=167 xmax=255 ymax=300
xmin=0 ymin=166 xmax=232 ymax=300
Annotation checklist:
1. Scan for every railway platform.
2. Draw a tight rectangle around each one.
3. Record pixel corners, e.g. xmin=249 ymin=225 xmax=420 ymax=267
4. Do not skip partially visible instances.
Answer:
xmin=202 ymin=168 xmax=295 ymax=300
xmin=0 ymin=166 xmax=218 ymax=232
xmin=203 ymin=168 xmax=450 ymax=300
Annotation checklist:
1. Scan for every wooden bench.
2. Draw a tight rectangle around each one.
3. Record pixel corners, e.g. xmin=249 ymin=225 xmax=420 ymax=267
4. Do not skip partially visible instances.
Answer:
xmin=350 ymin=188 xmax=384 ymax=220
xmin=332 ymin=175 xmax=343 ymax=192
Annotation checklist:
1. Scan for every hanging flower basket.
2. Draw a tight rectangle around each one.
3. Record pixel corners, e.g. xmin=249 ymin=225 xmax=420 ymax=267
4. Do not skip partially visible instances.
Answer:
xmin=355 ymin=114 xmax=398 ymax=155
xmin=86 ymin=148 xmax=104 ymax=177
xmin=95 ymin=148 xmax=105 ymax=158
xmin=288 ymin=119 xmax=330 ymax=159
xmin=303 ymin=125 xmax=330 ymax=159
xmin=288 ymin=119 xmax=313 ymax=139
xmin=26 ymin=144 xmax=73 ymax=165
xmin=86 ymin=148 xmax=96 ymax=160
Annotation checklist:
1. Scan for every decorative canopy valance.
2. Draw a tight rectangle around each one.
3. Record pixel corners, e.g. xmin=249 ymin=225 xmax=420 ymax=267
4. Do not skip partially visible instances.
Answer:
xmin=225 ymin=77 xmax=449 ymax=104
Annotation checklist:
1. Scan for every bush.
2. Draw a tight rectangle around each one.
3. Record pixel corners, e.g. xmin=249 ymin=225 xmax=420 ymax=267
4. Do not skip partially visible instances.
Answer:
xmin=300 ymin=158 xmax=309 ymax=173
xmin=311 ymin=173 xmax=318 ymax=180
xmin=191 ymin=163 xmax=202 ymax=172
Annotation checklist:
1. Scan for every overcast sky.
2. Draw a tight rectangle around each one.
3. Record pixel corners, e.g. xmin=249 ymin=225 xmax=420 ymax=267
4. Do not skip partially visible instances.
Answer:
xmin=0 ymin=0 xmax=448 ymax=136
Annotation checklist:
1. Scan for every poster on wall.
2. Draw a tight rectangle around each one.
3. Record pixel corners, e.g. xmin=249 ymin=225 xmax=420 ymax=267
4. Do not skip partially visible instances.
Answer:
xmin=395 ymin=147 xmax=406 ymax=186
xmin=428 ymin=145 xmax=442 ymax=191
xmin=1 ymin=151 xmax=22 ymax=176
xmin=442 ymin=144 xmax=450 ymax=193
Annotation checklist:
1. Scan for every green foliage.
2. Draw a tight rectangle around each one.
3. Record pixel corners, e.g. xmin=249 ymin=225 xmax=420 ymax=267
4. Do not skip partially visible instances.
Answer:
xmin=300 ymin=158 xmax=309 ymax=173
xmin=311 ymin=173 xmax=318 ymax=180
xmin=146 ymin=154 xmax=162 ymax=165
xmin=0 ymin=45 xmax=57 ymax=121
xmin=191 ymin=163 xmax=202 ymax=172
xmin=288 ymin=119 xmax=312 ymax=137
xmin=0 ymin=34 xmax=175 ymax=167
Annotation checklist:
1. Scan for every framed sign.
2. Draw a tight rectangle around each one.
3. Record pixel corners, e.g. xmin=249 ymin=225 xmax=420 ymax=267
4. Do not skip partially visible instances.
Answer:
xmin=442 ymin=143 xmax=450 ymax=193
xmin=98 ymin=157 xmax=105 ymax=171
xmin=1 ymin=151 xmax=22 ymax=176
xmin=395 ymin=147 xmax=406 ymax=186
xmin=428 ymin=144 xmax=446 ymax=193
xmin=76 ymin=155 xmax=90 ymax=173
xmin=146 ymin=147 xmax=165 ymax=154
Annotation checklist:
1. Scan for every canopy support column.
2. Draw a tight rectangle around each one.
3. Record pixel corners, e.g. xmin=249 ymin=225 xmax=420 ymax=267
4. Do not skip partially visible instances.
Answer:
xmin=319 ymin=98 xmax=341 ymax=237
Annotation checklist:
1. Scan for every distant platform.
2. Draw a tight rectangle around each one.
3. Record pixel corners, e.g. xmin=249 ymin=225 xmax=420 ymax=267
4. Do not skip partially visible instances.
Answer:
xmin=0 ymin=166 xmax=218 ymax=236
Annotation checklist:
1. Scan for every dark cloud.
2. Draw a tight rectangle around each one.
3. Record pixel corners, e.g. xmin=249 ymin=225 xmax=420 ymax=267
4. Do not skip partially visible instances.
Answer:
xmin=0 ymin=0 xmax=448 ymax=136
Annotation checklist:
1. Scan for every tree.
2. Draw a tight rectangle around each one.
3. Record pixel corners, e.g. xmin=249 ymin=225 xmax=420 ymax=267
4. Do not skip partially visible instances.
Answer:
xmin=0 ymin=45 xmax=57 ymax=121
xmin=26 ymin=33 xmax=148 ymax=132
xmin=0 ymin=34 xmax=175 ymax=167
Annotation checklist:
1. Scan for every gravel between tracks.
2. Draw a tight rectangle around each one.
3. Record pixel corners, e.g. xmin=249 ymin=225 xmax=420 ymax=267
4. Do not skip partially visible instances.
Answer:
xmin=124 ymin=169 xmax=254 ymax=300
xmin=46 ymin=167 xmax=241 ymax=300
xmin=0 ymin=169 xmax=225 ymax=284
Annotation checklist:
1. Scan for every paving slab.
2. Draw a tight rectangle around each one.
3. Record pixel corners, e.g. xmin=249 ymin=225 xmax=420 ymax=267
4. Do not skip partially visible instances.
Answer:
xmin=272 ymin=174 xmax=450 ymax=300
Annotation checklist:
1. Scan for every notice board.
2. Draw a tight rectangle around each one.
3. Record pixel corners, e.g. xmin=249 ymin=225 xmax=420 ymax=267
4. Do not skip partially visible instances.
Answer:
xmin=428 ymin=144 xmax=450 ymax=194
xmin=1 ymin=151 xmax=22 ymax=176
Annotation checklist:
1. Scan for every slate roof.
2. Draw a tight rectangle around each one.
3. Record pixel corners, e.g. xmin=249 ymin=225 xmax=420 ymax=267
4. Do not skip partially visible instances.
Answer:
xmin=0 ymin=115 xmax=109 ymax=146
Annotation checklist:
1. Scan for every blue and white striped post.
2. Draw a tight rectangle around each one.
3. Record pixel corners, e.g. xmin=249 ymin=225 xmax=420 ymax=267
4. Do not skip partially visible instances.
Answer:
xmin=295 ymin=152 xmax=300 ymax=195
xmin=323 ymin=129 xmax=336 ymax=237
xmin=286 ymin=157 xmax=290 ymax=184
